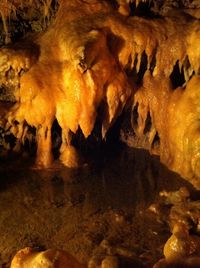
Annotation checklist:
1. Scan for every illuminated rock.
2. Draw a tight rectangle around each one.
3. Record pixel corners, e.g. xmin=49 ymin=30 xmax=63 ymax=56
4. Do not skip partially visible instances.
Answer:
xmin=0 ymin=0 xmax=199 ymax=187
xmin=10 ymin=247 xmax=85 ymax=268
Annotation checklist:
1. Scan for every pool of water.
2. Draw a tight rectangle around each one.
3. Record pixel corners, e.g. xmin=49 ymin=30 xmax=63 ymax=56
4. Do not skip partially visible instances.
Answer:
xmin=0 ymin=145 xmax=195 ymax=267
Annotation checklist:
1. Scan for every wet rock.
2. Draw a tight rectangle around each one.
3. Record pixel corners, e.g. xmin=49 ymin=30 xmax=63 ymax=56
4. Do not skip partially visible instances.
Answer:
xmin=101 ymin=256 xmax=119 ymax=268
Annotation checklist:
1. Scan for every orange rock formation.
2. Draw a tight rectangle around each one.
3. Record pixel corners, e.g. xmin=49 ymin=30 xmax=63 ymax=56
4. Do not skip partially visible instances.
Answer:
xmin=0 ymin=0 xmax=199 ymax=186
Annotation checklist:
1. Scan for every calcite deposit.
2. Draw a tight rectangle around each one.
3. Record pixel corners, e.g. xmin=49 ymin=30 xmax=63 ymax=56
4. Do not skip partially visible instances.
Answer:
xmin=0 ymin=0 xmax=199 ymax=187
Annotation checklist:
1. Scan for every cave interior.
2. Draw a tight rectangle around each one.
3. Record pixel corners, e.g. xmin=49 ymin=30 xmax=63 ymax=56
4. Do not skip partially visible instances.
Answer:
xmin=0 ymin=0 xmax=200 ymax=268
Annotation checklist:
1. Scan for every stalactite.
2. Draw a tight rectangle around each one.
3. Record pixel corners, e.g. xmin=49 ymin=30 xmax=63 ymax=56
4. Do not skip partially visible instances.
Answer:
xmin=0 ymin=0 xmax=200 ymax=187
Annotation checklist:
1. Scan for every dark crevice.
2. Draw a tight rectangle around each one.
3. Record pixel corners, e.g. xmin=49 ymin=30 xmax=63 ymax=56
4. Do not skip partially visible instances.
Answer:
xmin=4 ymin=133 xmax=16 ymax=150
xmin=124 ymin=54 xmax=133 ymax=74
xmin=137 ymin=51 xmax=148 ymax=84
xmin=132 ymin=102 xmax=139 ymax=129
xmin=144 ymin=112 xmax=152 ymax=134
xmin=129 ymin=1 xmax=155 ymax=17
xmin=28 ymin=125 xmax=36 ymax=136
xmin=22 ymin=124 xmax=36 ymax=156
xmin=51 ymin=119 xmax=62 ymax=158
xmin=125 ymin=51 xmax=148 ymax=84
xmin=125 ymin=53 xmax=138 ymax=79
xmin=44 ymin=127 xmax=48 ymax=139
xmin=170 ymin=60 xmax=186 ymax=89
xmin=69 ymin=116 xmax=105 ymax=157
xmin=151 ymin=132 xmax=160 ymax=150
xmin=150 ymin=51 xmax=156 ymax=74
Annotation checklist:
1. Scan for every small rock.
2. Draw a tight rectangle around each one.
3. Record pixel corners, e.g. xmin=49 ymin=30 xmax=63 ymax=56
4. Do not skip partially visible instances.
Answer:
xmin=101 ymin=256 xmax=119 ymax=268
xmin=88 ymin=256 xmax=102 ymax=268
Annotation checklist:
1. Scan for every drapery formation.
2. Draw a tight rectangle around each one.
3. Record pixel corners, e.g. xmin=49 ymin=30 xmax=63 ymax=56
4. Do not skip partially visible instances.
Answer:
xmin=0 ymin=0 xmax=200 ymax=187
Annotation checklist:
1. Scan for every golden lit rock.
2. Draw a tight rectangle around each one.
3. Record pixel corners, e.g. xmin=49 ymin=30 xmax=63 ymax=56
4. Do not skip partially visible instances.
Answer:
xmin=0 ymin=0 xmax=200 ymax=187
xmin=10 ymin=247 xmax=85 ymax=268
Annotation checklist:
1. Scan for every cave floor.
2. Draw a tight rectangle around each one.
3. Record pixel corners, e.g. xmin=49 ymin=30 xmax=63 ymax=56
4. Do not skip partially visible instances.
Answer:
xmin=0 ymin=145 xmax=196 ymax=267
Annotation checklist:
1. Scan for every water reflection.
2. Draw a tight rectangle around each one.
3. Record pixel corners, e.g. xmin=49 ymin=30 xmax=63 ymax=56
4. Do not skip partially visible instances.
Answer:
xmin=0 ymin=146 xmax=194 ymax=266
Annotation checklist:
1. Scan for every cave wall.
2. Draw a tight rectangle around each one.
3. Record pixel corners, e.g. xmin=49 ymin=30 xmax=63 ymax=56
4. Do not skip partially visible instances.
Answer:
xmin=0 ymin=0 xmax=200 ymax=187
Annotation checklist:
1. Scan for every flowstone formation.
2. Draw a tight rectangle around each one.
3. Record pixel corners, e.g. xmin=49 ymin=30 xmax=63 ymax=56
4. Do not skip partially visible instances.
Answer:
xmin=0 ymin=0 xmax=200 ymax=187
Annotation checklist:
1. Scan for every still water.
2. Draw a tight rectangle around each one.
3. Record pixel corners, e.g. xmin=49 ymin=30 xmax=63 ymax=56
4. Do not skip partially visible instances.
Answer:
xmin=0 ymin=145 xmax=194 ymax=267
